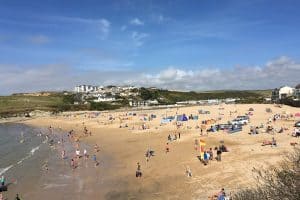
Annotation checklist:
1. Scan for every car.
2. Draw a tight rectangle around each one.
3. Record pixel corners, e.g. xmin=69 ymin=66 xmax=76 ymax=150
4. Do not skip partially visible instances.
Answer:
xmin=231 ymin=118 xmax=248 ymax=125
xmin=295 ymin=121 xmax=300 ymax=127
xmin=236 ymin=115 xmax=250 ymax=120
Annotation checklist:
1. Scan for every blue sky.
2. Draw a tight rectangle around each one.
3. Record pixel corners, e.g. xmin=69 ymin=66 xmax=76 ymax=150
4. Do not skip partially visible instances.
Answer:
xmin=0 ymin=0 xmax=300 ymax=94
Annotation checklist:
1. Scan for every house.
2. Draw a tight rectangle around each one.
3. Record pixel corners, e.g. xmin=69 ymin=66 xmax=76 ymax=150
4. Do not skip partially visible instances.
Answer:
xmin=294 ymin=84 xmax=300 ymax=100
xmin=94 ymin=96 xmax=116 ymax=102
xmin=278 ymin=86 xmax=294 ymax=99
xmin=271 ymin=88 xmax=280 ymax=102
xmin=74 ymin=85 xmax=98 ymax=93
xmin=271 ymin=85 xmax=300 ymax=102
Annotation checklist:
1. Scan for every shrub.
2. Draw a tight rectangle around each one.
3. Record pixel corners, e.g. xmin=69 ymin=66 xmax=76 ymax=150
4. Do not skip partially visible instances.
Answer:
xmin=232 ymin=148 xmax=300 ymax=200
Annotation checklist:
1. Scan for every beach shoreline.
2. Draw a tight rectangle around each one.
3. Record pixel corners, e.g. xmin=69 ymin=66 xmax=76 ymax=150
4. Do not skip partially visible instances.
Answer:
xmin=11 ymin=103 xmax=300 ymax=199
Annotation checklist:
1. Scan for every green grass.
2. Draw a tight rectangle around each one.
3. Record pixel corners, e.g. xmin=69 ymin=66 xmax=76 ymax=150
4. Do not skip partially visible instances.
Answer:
xmin=0 ymin=89 xmax=273 ymax=116
xmin=0 ymin=95 xmax=64 ymax=115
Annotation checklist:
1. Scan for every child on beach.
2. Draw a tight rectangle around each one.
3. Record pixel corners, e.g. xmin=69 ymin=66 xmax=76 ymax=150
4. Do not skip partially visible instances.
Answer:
xmin=185 ymin=166 xmax=192 ymax=177
xmin=92 ymin=155 xmax=99 ymax=166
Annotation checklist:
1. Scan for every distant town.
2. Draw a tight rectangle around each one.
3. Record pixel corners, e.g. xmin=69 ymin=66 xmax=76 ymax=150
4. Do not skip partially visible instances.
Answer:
xmin=72 ymin=84 xmax=300 ymax=107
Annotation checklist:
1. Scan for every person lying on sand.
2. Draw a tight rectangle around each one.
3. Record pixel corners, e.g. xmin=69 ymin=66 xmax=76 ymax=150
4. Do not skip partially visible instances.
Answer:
xmin=262 ymin=137 xmax=277 ymax=147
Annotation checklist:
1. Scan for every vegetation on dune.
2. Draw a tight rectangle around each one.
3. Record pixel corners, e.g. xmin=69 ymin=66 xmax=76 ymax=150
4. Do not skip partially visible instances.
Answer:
xmin=232 ymin=148 xmax=300 ymax=200
xmin=90 ymin=102 xmax=122 ymax=111
xmin=0 ymin=95 xmax=63 ymax=115
xmin=139 ymin=88 xmax=270 ymax=104
xmin=0 ymin=89 xmax=272 ymax=117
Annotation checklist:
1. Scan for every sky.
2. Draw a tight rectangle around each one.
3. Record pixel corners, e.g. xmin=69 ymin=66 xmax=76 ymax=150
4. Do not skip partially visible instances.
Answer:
xmin=0 ymin=0 xmax=300 ymax=94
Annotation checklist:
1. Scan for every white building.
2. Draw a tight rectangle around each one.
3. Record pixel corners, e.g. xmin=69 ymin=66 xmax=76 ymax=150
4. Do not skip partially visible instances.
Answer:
xmin=74 ymin=85 xmax=98 ymax=93
xmin=94 ymin=96 xmax=116 ymax=102
xmin=279 ymin=86 xmax=295 ymax=99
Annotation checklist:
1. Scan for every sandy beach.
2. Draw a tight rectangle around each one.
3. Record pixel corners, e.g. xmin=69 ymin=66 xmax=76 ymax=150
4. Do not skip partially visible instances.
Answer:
xmin=19 ymin=103 xmax=300 ymax=199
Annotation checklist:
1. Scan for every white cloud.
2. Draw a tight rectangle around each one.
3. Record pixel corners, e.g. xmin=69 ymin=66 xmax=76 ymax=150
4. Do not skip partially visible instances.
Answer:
xmin=98 ymin=19 xmax=110 ymax=37
xmin=28 ymin=35 xmax=50 ymax=44
xmin=131 ymin=31 xmax=149 ymax=47
xmin=54 ymin=16 xmax=111 ymax=39
xmin=1 ymin=56 xmax=300 ymax=94
xmin=152 ymin=14 xmax=169 ymax=24
xmin=130 ymin=18 xmax=144 ymax=26
xmin=125 ymin=56 xmax=300 ymax=91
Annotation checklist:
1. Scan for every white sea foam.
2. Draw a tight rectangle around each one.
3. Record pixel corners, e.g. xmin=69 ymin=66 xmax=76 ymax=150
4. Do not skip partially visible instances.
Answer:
xmin=43 ymin=183 xmax=68 ymax=189
xmin=17 ymin=145 xmax=40 ymax=165
xmin=30 ymin=146 xmax=40 ymax=155
xmin=0 ymin=165 xmax=14 ymax=176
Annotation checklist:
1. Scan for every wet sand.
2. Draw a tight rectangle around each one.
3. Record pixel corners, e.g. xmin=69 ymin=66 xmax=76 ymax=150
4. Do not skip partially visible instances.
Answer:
xmin=21 ymin=104 xmax=300 ymax=199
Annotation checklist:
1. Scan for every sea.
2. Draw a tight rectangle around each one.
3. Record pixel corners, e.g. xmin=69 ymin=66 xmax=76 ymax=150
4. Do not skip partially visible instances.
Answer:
xmin=0 ymin=123 xmax=114 ymax=200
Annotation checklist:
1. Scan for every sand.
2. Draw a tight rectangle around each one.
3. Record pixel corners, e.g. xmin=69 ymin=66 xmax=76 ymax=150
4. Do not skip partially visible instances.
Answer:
xmin=22 ymin=104 xmax=300 ymax=200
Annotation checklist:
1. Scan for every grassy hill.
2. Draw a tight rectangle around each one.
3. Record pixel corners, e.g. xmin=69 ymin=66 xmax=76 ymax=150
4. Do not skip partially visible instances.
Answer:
xmin=138 ymin=88 xmax=271 ymax=104
xmin=0 ymin=89 xmax=272 ymax=117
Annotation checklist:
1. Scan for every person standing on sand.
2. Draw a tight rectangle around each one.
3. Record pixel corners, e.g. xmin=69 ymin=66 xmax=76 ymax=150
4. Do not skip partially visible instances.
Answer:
xmin=0 ymin=176 xmax=5 ymax=186
xmin=216 ymin=148 xmax=222 ymax=161
xmin=76 ymin=149 xmax=81 ymax=158
xmin=178 ymin=132 xmax=181 ymax=139
xmin=92 ymin=155 xmax=99 ymax=166
xmin=94 ymin=144 xmax=100 ymax=153
xmin=136 ymin=162 xmax=142 ymax=177
xmin=84 ymin=149 xmax=88 ymax=159
xmin=61 ymin=150 xmax=66 ymax=159
xmin=71 ymin=158 xmax=75 ymax=169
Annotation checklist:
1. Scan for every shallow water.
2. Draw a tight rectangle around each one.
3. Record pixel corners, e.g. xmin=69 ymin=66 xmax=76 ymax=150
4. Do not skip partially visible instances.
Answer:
xmin=0 ymin=123 xmax=115 ymax=200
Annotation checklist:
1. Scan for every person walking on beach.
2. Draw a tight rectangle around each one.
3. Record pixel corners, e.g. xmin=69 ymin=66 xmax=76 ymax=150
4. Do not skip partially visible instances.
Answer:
xmin=136 ymin=162 xmax=142 ymax=178
xmin=84 ymin=149 xmax=88 ymax=159
xmin=71 ymin=158 xmax=76 ymax=169
xmin=94 ymin=144 xmax=100 ymax=153
xmin=216 ymin=148 xmax=222 ymax=161
xmin=185 ymin=166 xmax=192 ymax=177
xmin=61 ymin=150 xmax=66 ymax=159
xmin=92 ymin=155 xmax=99 ymax=166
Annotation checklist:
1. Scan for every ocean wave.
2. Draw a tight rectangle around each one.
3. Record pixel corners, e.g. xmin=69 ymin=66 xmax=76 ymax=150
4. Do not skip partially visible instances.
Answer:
xmin=43 ymin=183 xmax=68 ymax=189
xmin=30 ymin=146 xmax=40 ymax=155
xmin=0 ymin=165 xmax=14 ymax=176
xmin=1 ymin=145 xmax=41 ymax=175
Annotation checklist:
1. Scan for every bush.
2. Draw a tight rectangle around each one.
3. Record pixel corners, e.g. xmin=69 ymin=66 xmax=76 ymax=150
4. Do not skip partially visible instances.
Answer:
xmin=232 ymin=148 xmax=300 ymax=200
xmin=90 ymin=102 xmax=121 ymax=111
